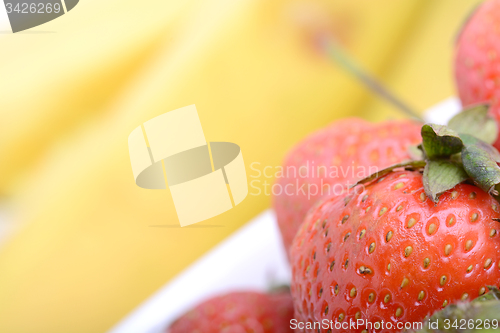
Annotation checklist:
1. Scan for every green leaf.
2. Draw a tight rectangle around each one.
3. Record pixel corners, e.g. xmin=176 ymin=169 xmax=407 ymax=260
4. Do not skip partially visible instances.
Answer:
xmin=422 ymin=160 xmax=469 ymax=202
xmin=461 ymin=134 xmax=500 ymax=162
xmin=448 ymin=104 xmax=497 ymax=144
xmin=352 ymin=160 xmax=426 ymax=187
xmin=417 ymin=295 xmax=500 ymax=333
xmin=461 ymin=134 xmax=500 ymax=194
xmin=421 ymin=124 xmax=464 ymax=159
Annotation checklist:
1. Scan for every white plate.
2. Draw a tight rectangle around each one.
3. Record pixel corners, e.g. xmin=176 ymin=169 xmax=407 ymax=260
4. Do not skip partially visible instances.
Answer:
xmin=108 ymin=97 xmax=462 ymax=333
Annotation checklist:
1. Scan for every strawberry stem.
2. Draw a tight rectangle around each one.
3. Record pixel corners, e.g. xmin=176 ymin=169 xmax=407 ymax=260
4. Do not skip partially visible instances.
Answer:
xmin=317 ymin=35 xmax=424 ymax=122
xmin=354 ymin=105 xmax=500 ymax=203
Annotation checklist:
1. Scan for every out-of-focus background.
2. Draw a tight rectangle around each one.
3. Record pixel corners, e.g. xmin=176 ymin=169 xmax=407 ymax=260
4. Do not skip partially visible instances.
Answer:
xmin=0 ymin=0 xmax=482 ymax=332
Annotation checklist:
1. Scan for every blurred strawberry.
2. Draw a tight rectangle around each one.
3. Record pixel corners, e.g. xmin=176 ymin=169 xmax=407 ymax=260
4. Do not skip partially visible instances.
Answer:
xmin=166 ymin=291 xmax=294 ymax=333
xmin=455 ymin=0 xmax=500 ymax=149
xmin=273 ymin=119 xmax=421 ymax=255
xmin=291 ymin=170 xmax=500 ymax=332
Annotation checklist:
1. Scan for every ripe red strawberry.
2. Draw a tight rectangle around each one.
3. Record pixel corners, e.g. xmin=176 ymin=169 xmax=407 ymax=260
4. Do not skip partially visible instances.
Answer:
xmin=290 ymin=170 xmax=500 ymax=332
xmin=274 ymin=119 xmax=421 ymax=255
xmin=166 ymin=291 xmax=294 ymax=333
xmin=455 ymin=0 xmax=500 ymax=149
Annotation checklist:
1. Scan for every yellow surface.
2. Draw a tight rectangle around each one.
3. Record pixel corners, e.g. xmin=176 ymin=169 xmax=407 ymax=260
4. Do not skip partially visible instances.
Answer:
xmin=362 ymin=0 xmax=483 ymax=120
xmin=0 ymin=0 xmax=481 ymax=332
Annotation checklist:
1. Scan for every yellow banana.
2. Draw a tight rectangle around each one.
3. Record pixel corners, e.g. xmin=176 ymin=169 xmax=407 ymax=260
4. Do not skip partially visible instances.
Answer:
xmin=0 ymin=0 xmax=195 ymax=195
xmin=362 ymin=0 xmax=483 ymax=121
xmin=0 ymin=0 xmax=427 ymax=332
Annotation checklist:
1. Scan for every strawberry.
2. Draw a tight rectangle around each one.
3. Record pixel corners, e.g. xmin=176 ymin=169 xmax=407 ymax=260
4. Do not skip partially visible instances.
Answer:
xmin=273 ymin=119 xmax=421 ymax=255
xmin=166 ymin=291 xmax=294 ymax=333
xmin=455 ymin=0 xmax=500 ymax=149
xmin=290 ymin=108 xmax=500 ymax=332
xmin=291 ymin=171 xmax=500 ymax=332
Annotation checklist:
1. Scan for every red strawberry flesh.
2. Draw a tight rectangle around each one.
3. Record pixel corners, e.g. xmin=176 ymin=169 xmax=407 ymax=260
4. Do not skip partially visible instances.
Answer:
xmin=274 ymin=119 xmax=421 ymax=255
xmin=167 ymin=291 xmax=294 ymax=333
xmin=291 ymin=171 xmax=500 ymax=332
xmin=455 ymin=0 xmax=500 ymax=149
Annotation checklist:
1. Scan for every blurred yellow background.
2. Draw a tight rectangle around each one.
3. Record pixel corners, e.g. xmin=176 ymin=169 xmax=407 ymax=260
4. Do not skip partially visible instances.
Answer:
xmin=0 ymin=0 xmax=481 ymax=332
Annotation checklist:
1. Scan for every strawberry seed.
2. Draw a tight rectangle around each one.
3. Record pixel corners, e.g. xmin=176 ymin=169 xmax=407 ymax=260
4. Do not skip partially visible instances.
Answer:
xmin=404 ymin=246 xmax=413 ymax=257
xmin=471 ymin=213 xmax=479 ymax=222
xmin=428 ymin=223 xmax=437 ymax=235
xmin=445 ymin=244 xmax=452 ymax=256
xmin=423 ymin=257 xmax=431 ymax=269
xmin=359 ymin=229 xmax=366 ymax=240
xmin=440 ymin=275 xmax=447 ymax=286
xmin=379 ymin=207 xmax=388 ymax=216
xmin=448 ymin=216 xmax=455 ymax=226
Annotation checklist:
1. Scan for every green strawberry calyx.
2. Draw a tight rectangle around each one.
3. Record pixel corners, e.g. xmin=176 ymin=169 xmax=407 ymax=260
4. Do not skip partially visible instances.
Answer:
xmin=414 ymin=288 xmax=500 ymax=333
xmin=355 ymin=104 xmax=500 ymax=203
